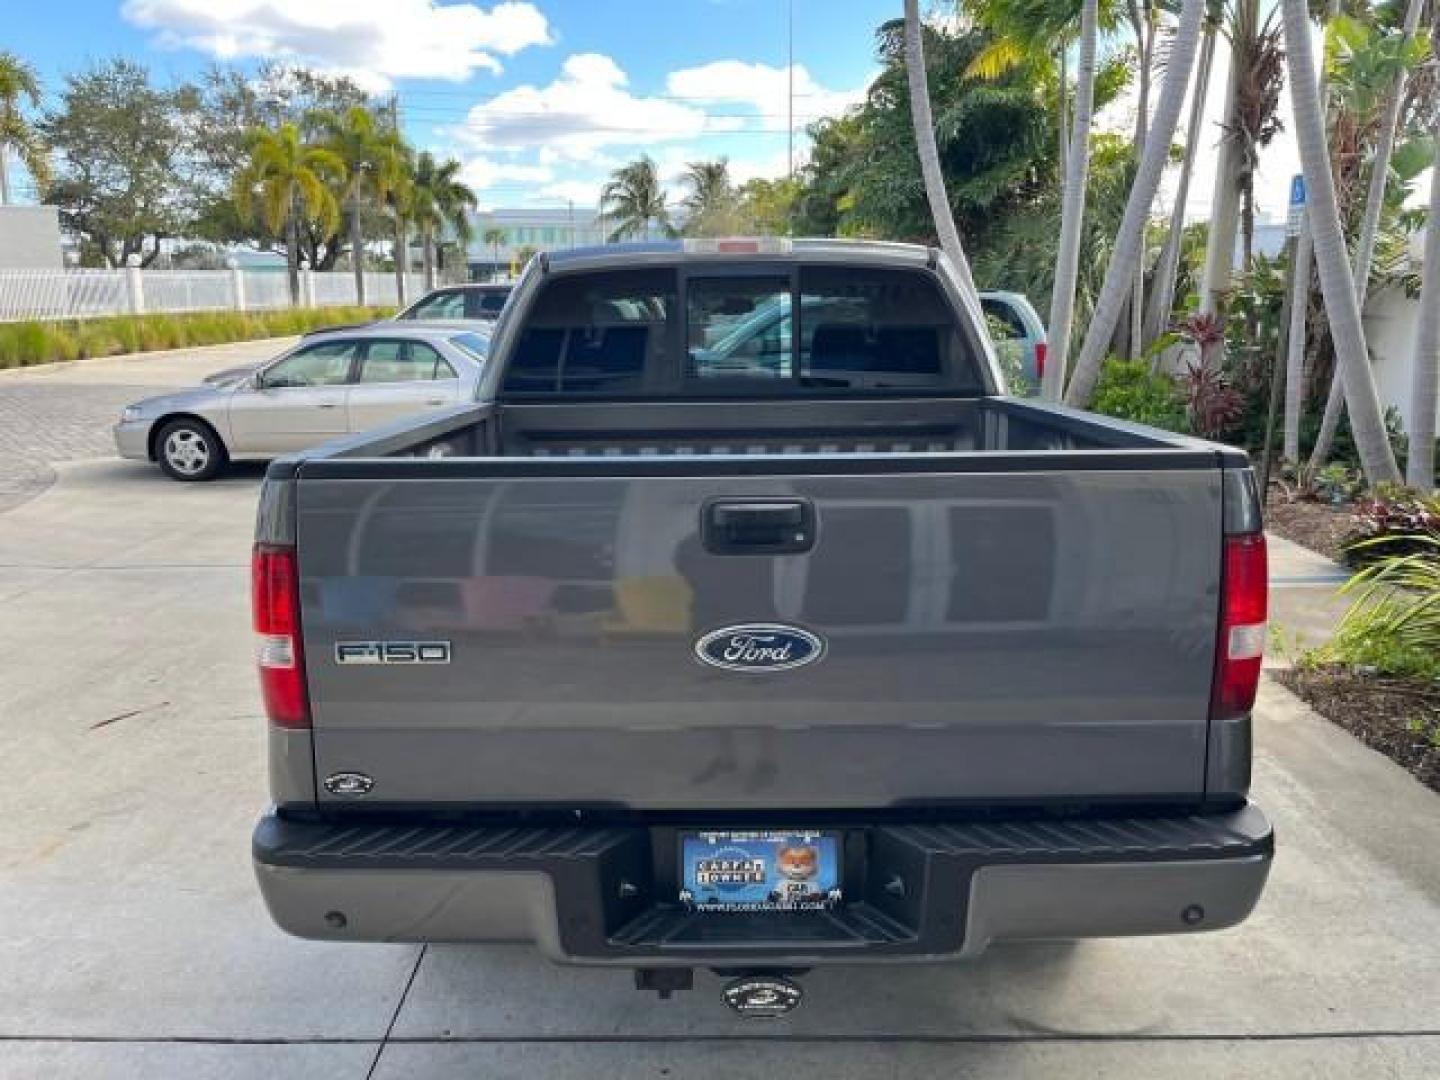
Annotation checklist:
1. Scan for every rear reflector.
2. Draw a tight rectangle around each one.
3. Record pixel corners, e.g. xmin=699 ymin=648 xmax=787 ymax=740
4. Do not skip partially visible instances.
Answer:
xmin=252 ymin=544 xmax=310 ymax=729
xmin=1034 ymin=342 xmax=1048 ymax=383
xmin=1212 ymin=532 xmax=1267 ymax=721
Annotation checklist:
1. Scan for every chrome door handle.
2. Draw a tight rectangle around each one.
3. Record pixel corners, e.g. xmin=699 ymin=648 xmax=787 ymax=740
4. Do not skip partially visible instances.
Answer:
xmin=426 ymin=399 xmax=446 ymax=406
xmin=317 ymin=402 xmax=339 ymax=409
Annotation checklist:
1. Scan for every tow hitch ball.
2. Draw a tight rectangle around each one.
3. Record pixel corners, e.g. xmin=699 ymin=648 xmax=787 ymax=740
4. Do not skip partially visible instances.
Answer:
xmin=634 ymin=968 xmax=805 ymax=1018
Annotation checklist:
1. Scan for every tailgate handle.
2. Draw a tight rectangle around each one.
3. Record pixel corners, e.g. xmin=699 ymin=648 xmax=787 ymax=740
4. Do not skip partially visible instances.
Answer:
xmin=703 ymin=499 xmax=815 ymax=555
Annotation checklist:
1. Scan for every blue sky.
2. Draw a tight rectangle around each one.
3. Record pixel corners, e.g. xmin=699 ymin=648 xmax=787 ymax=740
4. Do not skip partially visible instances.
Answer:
xmin=8 ymin=0 xmax=898 ymax=209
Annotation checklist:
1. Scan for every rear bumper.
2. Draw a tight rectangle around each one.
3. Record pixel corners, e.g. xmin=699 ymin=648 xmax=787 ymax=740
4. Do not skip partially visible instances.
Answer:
xmin=252 ymin=804 xmax=1272 ymax=965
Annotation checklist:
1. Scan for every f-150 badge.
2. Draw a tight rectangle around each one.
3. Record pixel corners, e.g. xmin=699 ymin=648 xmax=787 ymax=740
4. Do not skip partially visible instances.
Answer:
xmin=694 ymin=624 xmax=825 ymax=673
xmin=334 ymin=641 xmax=451 ymax=665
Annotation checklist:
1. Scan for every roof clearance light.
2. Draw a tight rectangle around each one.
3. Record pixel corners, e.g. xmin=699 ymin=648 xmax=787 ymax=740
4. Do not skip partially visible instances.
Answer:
xmin=683 ymin=237 xmax=794 ymax=256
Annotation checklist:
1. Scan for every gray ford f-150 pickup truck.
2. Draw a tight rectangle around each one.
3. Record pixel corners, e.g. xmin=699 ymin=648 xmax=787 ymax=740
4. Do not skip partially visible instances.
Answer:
xmin=251 ymin=238 xmax=1272 ymax=1012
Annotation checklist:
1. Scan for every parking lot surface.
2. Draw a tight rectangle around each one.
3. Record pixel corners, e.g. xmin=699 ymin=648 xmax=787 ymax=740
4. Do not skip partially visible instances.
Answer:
xmin=0 ymin=343 xmax=1437 ymax=1078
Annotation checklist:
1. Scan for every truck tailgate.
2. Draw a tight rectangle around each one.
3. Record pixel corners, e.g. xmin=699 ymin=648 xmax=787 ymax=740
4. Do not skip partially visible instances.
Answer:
xmin=296 ymin=461 xmax=1222 ymax=809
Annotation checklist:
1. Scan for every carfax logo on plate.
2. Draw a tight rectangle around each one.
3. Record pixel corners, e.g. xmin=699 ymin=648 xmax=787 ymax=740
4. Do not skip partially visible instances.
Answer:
xmin=693 ymin=623 xmax=825 ymax=673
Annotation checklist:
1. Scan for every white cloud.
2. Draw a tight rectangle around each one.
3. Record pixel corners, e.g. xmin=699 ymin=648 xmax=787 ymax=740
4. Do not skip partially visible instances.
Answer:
xmin=460 ymin=156 xmax=554 ymax=191
xmin=122 ymin=0 xmax=552 ymax=89
xmin=451 ymin=53 xmax=850 ymax=210
xmin=665 ymin=61 xmax=870 ymax=128
xmin=459 ymin=52 xmax=712 ymax=158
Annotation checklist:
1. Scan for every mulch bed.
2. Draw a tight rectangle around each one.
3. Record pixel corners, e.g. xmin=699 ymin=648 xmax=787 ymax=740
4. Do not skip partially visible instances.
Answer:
xmin=1265 ymin=493 xmax=1356 ymax=562
xmin=1276 ymin=664 xmax=1440 ymax=793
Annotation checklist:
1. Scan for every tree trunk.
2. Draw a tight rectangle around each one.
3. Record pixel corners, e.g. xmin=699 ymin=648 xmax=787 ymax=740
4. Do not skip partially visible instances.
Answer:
xmin=1057 ymin=45 xmax=1069 ymax=190
xmin=1144 ymin=19 xmax=1218 ymax=348
xmin=1407 ymin=125 xmax=1440 ymax=491
xmin=1282 ymin=232 xmax=1314 ymax=461
xmin=1199 ymin=5 xmax=1249 ymax=319
xmin=903 ymin=0 xmax=978 ymax=300
xmin=422 ymin=225 xmax=436 ymax=290
xmin=1128 ymin=6 xmax=1153 ymax=361
xmin=1064 ymin=0 xmax=1207 ymax=409
xmin=1282 ymin=0 xmax=1340 ymax=464
xmin=0 ymin=146 xmax=10 ymax=206
xmin=1241 ymin=178 xmax=1255 ymax=272
xmin=1042 ymin=0 xmax=1099 ymax=401
xmin=350 ymin=201 xmax=366 ymax=306
xmin=1306 ymin=0 xmax=1424 ymax=474
xmin=1281 ymin=0 xmax=1401 ymax=486
xmin=285 ymin=196 xmax=301 ymax=307
xmin=393 ymin=216 xmax=407 ymax=306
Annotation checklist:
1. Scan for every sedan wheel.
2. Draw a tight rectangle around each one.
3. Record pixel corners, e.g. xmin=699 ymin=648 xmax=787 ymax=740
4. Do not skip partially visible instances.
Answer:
xmin=156 ymin=420 xmax=225 ymax=481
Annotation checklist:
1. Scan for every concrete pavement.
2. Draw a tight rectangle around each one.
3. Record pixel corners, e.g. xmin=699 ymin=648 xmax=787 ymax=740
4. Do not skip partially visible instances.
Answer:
xmin=1266 ymin=532 xmax=1354 ymax=662
xmin=0 ymin=344 xmax=1436 ymax=1078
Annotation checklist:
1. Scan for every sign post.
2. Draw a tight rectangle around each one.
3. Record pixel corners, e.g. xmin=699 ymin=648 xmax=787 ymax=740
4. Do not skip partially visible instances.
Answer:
xmin=1285 ymin=174 xmax=1307 ymax=238
xmin=1261 ymin=176 xmax=1309 ymax=493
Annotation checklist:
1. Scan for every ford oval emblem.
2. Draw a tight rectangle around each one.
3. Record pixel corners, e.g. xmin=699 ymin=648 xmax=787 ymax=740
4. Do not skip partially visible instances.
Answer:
xmin=694 ymin=623 xmax=825 ymax=673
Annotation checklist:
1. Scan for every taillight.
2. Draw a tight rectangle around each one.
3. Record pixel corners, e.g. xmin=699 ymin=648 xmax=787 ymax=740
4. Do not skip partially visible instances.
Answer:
xmin=1212 ymin=532 xmax=1267 ymax=721
xmin=1034 ymin=342 xmax=1047 ymax=383
xmin=252 ymin=543 xmax=310 ymax=729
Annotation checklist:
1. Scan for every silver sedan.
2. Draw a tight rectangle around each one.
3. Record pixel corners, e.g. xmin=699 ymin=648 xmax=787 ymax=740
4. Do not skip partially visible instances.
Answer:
xmin=115 ymin=325 xmax=488 ymax=481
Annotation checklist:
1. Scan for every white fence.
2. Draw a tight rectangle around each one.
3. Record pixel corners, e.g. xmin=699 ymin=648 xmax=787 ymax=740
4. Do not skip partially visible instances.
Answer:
xmin=0 ymin=266 xmax=432 ymax=323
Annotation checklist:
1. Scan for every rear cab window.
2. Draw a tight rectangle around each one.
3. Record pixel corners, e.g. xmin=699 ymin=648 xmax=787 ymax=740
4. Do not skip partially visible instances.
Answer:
xmin=501 ymin=262 xmax=980 ymax=397
xmin=980 ymin=297 xmax=1029 ymax=341
xmin=503 ymin=269 xmax=674 ymax=394
xmin=468 ymin=290 xmax=511 ymax=317
xmin=401 ymin=290 xmax=466 ymax=320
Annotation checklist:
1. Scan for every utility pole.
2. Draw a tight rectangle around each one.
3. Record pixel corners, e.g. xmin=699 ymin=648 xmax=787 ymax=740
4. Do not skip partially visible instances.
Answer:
xmin=388 ymin=95 xmax=400 ymax=133
xmin=787 ymin=0 xmax=795 ymax=178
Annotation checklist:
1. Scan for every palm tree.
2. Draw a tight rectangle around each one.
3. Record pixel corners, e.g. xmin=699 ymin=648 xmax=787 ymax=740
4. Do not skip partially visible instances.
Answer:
xmin=1306 ymin=0 xmax=1427 ymax=474
xmin=410 ymin=152 xmax=477 ymax=289
xmin=600 ymin=156 xmax=673 ymax=242
xmin=1282 ymin=0 xmax=1339 ymax=464
xmin=1279 ymin=0 xmax=1400 ymax=485
xmin=1042 ymin=0 xmax=1099 ymax=400
xmin=1198 ymin=0 xmax=1285 ymax=319
xmin=904 ymin=0 xmax=979 ymax=298
xmin=1143 ymin=0 xmax=1222 ymax=348
xmin=1408 ymin=130 xmax=1439 ymax=492
xmin=1064 ymin=0 xmax=1208 ymax=407
xmin=233 ymin=123 xmax=344 ymax=304
xmin=387 ymin=150 xmax=415 ymax=307
xmin=317 ymin=105 xmax=405 ymax=305
xmin=682 ymin=159 xmax=734 ymax=235
xmin=483 ymin=227 xmax=507 ymax=279
xmin=0 ymin=51 xmax=50 ymax=205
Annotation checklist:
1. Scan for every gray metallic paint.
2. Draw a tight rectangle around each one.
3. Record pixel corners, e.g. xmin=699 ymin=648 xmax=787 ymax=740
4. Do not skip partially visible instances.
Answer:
xmin=251 ymin=240 xmax=1270 ymax=958
xmin=296 ymin=465 xmax=1223 ymax=809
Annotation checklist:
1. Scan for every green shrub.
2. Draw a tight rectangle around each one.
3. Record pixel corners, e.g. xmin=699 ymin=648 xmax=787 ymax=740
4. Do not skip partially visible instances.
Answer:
xmin=1089 ymin=358 xmax=1189 ymax=433
xmin=0 ymin=306 xmax=396 ymax=368
xmin=1328 ymin=532 xmax=1440 ymax=680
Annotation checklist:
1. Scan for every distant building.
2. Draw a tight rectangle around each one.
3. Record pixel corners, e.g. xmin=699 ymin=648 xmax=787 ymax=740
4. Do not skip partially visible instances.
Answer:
xmin=466 ymin=207 xmax=608 ymax=280
xmin=0 ymin=205 xmax=63 ymax=269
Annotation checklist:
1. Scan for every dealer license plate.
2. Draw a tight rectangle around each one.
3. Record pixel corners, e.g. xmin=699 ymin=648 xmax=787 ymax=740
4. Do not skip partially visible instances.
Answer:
xmin=679 ymin=830 xmax=842 ymax=912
